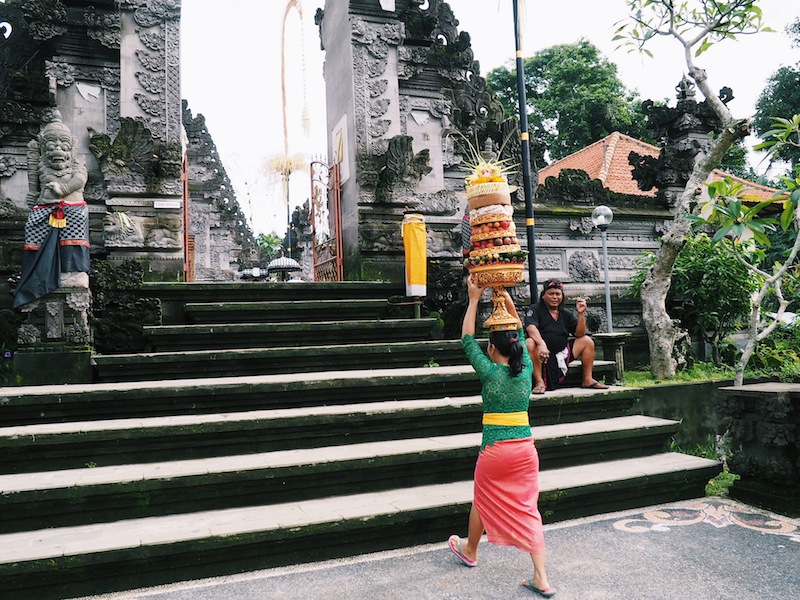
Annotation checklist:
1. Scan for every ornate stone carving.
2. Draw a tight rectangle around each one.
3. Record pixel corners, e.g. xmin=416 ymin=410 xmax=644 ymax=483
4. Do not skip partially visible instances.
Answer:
xmin=360 ymin=135 xmax=433 ymax=203
xmin=569 ymin=250 xmax=600 ymax=282
xmin=569 ymin=217 xmax=595 ymax=235
xmin=45 ymin=300 xmax=63 ymax=339
xmin=104 ymin=212 xmax=146 ymax=246
xmin=66 ymin=291 xmax=91 ymax=312
xmin=135 ymin=71 xmax=166 ymax=95
xmin=359 ymin=220 xmax=400 ymax=253
xmin=368 ymin=79 xmax=388 ymax=98
xmin=370 ymin=98 xmax=392 ymax=118
xmin=607 ymin=255 xmax=639 ymax=270
xmin=22 ymin=0 xmax=68 ymax=41
xmin=17 ymin=324 xmax=41 ymax=346
xmin=351 ymin=17 xmax=402 ymax=59
xmin=89 ymin=117 xmax=155 ymax=191
xmin=0 ymin=198 xmax=23 ymax=219
xmin=67 ymin=322 xmax=91 ymax=344
xmin=13 ymin=111 xmax=90 ymax=308
xmin=0 ymin=155 xmax=18 ymax=177
xmin=45 ymin=61 xmax=76 ymax=87
xmin=84 ymin=6 xmax=121 ymax=49
xmin=537 ymin=169 xmax=609 ymax=206
xmin=536 ymin=255 xmax=562 ymax=270
xmin=414 ymin=190 xmax=458 ymax=215
xmin=144 ymin=215 xmax=181 ymax=248
xmin=629 ymin=81 xmax=726 ymax=207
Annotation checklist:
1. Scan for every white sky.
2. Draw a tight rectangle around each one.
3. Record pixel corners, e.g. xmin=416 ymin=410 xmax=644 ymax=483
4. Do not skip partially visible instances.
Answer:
xmin=180 ymin=0 xmax=798 ymax=236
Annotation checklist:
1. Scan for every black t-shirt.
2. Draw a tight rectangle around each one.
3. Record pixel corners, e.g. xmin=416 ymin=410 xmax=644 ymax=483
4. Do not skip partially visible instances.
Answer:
xmin=524 ymin=300 xmax=578 ymax=354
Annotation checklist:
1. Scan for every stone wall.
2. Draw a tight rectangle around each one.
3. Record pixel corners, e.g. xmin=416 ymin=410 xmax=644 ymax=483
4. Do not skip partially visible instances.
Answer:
xmin=182 ymin=102 xmax=254 ymax=281
xmin=316 ymin=0 xmax=675 ymax=358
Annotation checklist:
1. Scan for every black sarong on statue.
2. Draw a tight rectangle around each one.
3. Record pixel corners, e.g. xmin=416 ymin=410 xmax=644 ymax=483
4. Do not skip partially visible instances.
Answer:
xmin=12 ymin=202 xmax=90 ymax=309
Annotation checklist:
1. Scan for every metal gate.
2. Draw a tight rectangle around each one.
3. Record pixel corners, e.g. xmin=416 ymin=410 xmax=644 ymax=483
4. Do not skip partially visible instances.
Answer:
xmin=310 ymin=160 xmax=343 ymax=281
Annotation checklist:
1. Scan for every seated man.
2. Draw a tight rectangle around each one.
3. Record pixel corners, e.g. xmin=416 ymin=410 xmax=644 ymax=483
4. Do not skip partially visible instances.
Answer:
xmin=524 ymin=278 xmax=608 ymax=393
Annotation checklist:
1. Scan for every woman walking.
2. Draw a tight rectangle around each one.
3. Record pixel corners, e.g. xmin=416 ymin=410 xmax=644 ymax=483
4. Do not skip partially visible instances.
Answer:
xmin=448 ymin=275 xmax=555 ymax=598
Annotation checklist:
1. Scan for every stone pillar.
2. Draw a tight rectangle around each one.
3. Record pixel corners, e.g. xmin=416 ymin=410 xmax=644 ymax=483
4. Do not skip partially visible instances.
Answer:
xmin=594 ymin=332 xmax=631 ymax=384
xmin=318 ymin=0 xmax=505 ymax=282
xmin=99 ymin=1 xmax=184 ymax=281
xmin=14 ymin=288 xmax=93 ymax=385
xmin=718 ymin=383 xmax=800 ymax=517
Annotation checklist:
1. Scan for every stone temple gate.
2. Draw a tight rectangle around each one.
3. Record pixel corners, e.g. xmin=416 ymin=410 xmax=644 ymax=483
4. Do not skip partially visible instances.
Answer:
xmin=313 ymin=0 xmax=777 ymax=362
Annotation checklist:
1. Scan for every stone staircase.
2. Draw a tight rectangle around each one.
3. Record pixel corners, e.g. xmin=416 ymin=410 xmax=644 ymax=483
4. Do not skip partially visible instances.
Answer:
xmin=0 ymin=282 xmax=721 ymax=599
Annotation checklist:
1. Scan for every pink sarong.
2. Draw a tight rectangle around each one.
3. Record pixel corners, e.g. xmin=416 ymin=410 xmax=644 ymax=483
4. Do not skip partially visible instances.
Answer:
xmin=473 ymin=437 xmax=545 ymax=554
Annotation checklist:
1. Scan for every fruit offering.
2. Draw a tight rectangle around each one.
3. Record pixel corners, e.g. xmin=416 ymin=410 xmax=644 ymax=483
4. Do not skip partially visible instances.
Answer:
xmin=463 ymin=157 xmax=527 ymax=283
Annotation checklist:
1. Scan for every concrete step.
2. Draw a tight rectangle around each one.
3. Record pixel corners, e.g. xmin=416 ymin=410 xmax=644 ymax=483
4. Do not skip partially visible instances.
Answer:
xmin=0 ymin=453 xmax=721 ymax=600
xmin=0 ymin=388 xmax=640 ymax=474
xmin=0 ymin=415 xmax=678 ymax=532
xmin=182 ymin=299 xmax=393 ymax=324
xmin=139 ymin=281 xmax=401 ymax=325
xmin=0 ymin=366 xmax=484 ymax=426
xmin=91 ymin=339 xmax=472 ymax=382
xmin=92 ymin=338 xmax=618 ymax=384
xmin=143 ymin=318 xmax=440 ymax=351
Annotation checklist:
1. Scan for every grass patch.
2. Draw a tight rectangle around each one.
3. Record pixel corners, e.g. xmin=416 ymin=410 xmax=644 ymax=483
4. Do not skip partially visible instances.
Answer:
xmin=668 ymin=435 xmax=739 ymax=497
xmin=623 ymin=361 xmax=737 ymax=387
xmin=705 ymin=470 xmax=740 ymax=497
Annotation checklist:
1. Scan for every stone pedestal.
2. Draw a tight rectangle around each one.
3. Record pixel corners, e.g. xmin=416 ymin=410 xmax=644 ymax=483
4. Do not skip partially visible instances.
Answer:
xmin=14 ymin=287 xmax=93 ymax=385
xmin=594 ymin=332 xmax=631 ymax=384
xmin=718 ymin=383 xmax=800 ymax=517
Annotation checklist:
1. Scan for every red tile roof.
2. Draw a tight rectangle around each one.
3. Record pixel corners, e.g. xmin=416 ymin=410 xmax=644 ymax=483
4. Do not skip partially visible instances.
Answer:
xmin=538 ymin=132 xmax=781 ymax=202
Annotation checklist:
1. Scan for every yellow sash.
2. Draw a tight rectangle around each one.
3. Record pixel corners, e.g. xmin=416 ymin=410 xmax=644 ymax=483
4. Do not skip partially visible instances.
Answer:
xmin=482 ymin=411 xmax=529 ymax=427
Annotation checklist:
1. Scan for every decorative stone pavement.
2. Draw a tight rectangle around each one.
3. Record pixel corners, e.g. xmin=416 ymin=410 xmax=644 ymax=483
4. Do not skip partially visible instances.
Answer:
xmin=73 ymin=498 xmax=799 ymax=600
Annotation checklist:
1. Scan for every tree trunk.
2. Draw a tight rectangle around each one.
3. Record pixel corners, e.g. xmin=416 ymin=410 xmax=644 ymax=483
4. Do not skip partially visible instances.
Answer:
xmin=640 ymin=117 xmax=748 ymax=379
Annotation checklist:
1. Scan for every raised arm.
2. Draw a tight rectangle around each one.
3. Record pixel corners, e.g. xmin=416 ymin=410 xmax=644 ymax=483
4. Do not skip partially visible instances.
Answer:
xmin=462 ymin=275 xmax=485 ymax=338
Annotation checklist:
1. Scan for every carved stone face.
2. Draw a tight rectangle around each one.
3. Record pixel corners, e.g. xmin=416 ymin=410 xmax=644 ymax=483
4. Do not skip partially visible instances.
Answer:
xmin=43 ymin=133 xmax=74 ymax=173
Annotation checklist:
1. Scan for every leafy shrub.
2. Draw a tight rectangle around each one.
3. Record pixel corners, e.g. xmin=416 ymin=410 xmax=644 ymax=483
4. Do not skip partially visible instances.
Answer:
xmin=627 ymin=234 xmax=758 ymax=364
xmin=91 ymin=260 xmax=161 ymax=354
xmin=748 ymin=323 xmax=800 ymax=382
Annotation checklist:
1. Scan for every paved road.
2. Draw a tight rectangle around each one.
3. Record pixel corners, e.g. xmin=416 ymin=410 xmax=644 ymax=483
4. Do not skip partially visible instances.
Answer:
xmin=74 ymin=498 xmax=799 ymax=600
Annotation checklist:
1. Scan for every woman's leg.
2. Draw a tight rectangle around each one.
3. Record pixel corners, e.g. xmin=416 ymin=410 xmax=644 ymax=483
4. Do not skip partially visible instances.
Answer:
xmin=526 ymin=552 xmax=552 ymax=592
xmin=459 ymin=504 xmax=483 ymax=562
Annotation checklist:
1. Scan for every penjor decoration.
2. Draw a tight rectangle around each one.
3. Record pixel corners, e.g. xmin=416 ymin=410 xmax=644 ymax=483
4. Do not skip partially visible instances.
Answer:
xmin=463 ymin=156 xmax=528 ymax=331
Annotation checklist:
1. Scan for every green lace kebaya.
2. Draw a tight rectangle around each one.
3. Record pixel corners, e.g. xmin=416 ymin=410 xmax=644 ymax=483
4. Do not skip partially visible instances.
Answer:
xmin=462 ymin=328 xmax=533 ymax=450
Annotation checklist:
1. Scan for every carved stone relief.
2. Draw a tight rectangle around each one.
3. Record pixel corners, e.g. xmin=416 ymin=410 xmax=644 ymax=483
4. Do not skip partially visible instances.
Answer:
xmin=569 ymin=217 xmax=595 ymax=235
xmin=104 ymin=211 xmax=145 ymax=246
xmin=46 ymin=301 xmax=63 ymax=340
xmin=17 ymin=324 xmax=41 ymax=346
xmin=569 ymin=250 xmax=600 ymax=283
xmin=84 ymin=7 xmax=121 ymax=49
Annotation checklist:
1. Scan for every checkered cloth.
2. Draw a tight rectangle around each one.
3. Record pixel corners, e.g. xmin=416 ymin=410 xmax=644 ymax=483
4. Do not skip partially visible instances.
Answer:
xmin=24 ymin=202 xmax=89 ymax=251
xmin=13 ymin=202 xmax=90 ymax=308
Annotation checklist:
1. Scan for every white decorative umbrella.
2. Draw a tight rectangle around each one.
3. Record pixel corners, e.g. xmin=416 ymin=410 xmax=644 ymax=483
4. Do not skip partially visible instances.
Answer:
xmin=267 ymin=256 xmax=302 ymax=281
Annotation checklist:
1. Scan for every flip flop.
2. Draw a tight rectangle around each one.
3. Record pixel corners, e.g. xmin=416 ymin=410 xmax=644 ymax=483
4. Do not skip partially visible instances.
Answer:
xmin=447 ymin=534 xmax=477 ymax=567
xmin=580 ymin=381 xmax=608 ymax=389
xmin=532 ymin=385 xmax=546 ymax=395
xmin=522 ymin=579 xmax=556 ymax=597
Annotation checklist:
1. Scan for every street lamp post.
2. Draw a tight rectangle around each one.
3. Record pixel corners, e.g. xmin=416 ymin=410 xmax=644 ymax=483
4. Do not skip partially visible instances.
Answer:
xmin=591 ymin=205 xmax=614 ymax=333
xmin=511 ymin=0 xmax=538 ymax=299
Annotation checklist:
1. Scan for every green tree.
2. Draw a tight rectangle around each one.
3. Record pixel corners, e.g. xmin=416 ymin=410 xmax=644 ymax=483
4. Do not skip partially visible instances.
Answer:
xmin=615 ymin=0 xmax=773 ymax=379
xmin=628 ymin=234 xmax=757 ymax=365
xmin=753 ymin=18 xmax=800 ymax=171
xmin=689 ymin=114 xmax=800 ymax=386
xmin=486 ymin=40 xmax=650 ymax=161
xmin=256 ymin=232 xmax=284 ymax=263
xmin=755 ymin=71 xmax=800 ymax=171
